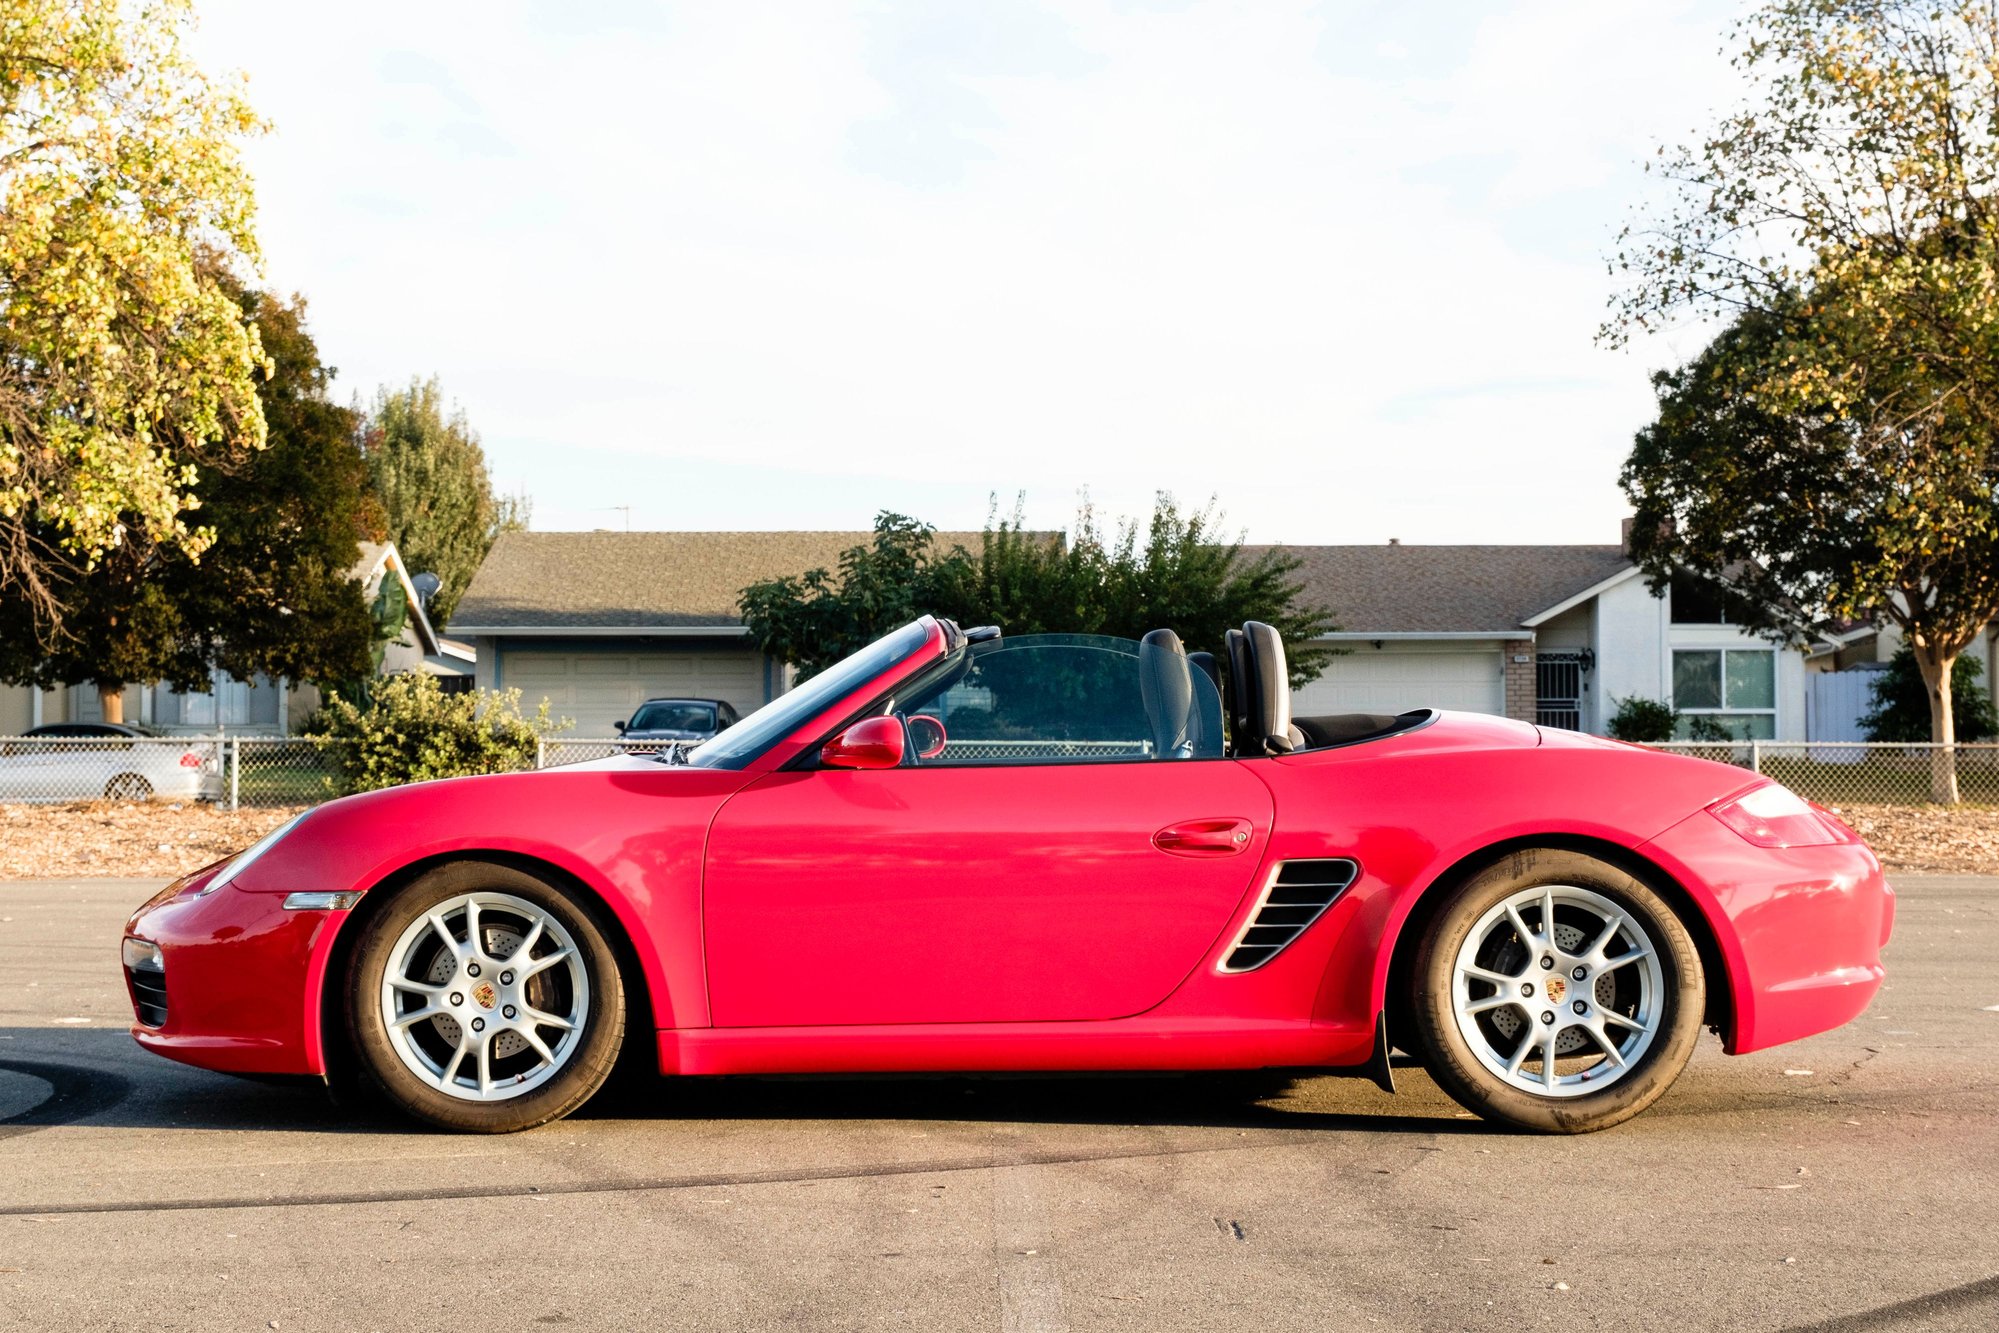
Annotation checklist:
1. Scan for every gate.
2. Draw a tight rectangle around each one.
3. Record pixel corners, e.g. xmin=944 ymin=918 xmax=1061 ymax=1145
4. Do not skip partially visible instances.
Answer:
xmin=1536 ymin=652 xmax=1586 ymax=731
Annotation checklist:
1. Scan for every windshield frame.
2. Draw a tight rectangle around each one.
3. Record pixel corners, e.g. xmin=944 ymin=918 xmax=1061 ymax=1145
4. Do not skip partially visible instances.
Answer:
xmin=685 ymin=618 xmax=950 ymax=771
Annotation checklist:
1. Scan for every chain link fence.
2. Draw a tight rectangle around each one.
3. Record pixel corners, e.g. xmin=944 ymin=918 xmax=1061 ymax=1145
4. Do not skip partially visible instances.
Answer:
xmin=1642 ymin=740 xmax=1999 ymax=806
xmin=6 ymin=733 xmax=1996 ymax=809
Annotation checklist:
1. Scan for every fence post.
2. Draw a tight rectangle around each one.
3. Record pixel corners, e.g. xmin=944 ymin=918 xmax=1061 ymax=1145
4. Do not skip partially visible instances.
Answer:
xmin=536 ymin=738 xmax=546 ymax=771
xmin=1750 ymin=739 xmax=1763 ymax=776
xmin=228 ymin=737 xmax=240 ymax=811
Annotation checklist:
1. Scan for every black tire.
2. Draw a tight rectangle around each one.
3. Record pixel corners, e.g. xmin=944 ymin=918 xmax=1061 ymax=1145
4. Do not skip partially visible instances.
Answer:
xmin=105 ymin=773 xmax=152 ymax=800
xmin=345 ymin=860 xmax=626 ymax=1133
xmin=1408 ymin=848 xmax=1704 ymax=1133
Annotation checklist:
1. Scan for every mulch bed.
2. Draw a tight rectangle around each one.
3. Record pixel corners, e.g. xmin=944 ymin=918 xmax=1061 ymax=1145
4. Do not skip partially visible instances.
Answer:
xmin=0 ymin=802 xmax=305 ymax=881
xmin=1 ymin=800 xmax=1995 ymax=881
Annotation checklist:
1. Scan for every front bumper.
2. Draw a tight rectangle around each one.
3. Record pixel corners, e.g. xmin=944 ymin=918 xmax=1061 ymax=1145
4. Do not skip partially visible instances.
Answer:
xmin=1641 ymin=810 xmax=1894 ymax=1054
xmin=122 ymin=869 xmax=347 ymax=1076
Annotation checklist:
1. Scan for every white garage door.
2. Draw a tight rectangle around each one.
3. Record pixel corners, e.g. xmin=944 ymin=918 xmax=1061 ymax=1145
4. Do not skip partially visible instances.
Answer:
xmin=1291 ymin=648 xmax=1504 ymax=717
xmin=502 ymin=651 xmax=768 ymax=737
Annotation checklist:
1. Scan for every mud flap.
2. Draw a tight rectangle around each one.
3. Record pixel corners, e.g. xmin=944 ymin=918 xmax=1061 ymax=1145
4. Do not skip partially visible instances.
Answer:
xmin=1366 ymin=1011 xmax=1396 ymax=1095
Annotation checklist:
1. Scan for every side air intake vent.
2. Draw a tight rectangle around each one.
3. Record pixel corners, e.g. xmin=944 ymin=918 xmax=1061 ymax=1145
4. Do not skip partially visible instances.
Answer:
xmin=1219 ymin=858 xmax=1360 ymax=973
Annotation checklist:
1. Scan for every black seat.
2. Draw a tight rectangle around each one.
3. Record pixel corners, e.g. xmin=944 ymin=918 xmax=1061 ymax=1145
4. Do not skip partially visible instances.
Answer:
xmin=1240 ymin=621 xmax=1304 ymax=755
xmin=1224 ymin=628 xmax=1256 ymax=755
xmin=1138 ymin=629 xmax=1196 ymax=758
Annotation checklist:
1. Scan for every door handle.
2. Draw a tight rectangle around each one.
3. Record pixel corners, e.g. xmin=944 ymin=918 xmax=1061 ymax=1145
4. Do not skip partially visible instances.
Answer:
xmin=1153 ymin=818 xmax=1255 ymax=857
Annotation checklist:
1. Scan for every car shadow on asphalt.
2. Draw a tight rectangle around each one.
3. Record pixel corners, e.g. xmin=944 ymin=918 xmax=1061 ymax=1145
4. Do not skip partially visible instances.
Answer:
xmin=1 ymin=1027 xmax=1489 ymax=1138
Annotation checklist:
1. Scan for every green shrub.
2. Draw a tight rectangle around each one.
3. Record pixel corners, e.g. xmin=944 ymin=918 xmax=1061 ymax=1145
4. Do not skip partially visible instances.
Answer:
xmin=304 ymin=673 xmax=569 ymax=794
xmin=1606 ymin=696 xmax=1678 ymax=743
xmin=1859 ymin=644 xmax=1998 ymax=742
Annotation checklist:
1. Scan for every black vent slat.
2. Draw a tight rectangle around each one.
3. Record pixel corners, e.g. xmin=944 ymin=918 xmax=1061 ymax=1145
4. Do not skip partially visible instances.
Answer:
xmin=1252 ymin=904 xmax=1322 ymax=926
xmin=1225 ymin=945 xmax=1280 ymax=969
xmin=125 ymin=966 xmax=168 ymax=1028
xmin=1220 ymin=858 xmax=1359 ymax=972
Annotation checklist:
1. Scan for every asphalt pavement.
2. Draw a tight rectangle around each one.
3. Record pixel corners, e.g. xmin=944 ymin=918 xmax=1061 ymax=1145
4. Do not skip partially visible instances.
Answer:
xmin=0 ymin=875 xmax=1994 ymax=1332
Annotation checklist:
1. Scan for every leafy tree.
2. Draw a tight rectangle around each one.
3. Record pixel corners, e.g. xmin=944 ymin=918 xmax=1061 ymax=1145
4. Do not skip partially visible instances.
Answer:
xmin=0 ymin=286 xmax=379 ymax=720
xmin=1622 ymin=301 xmax=1999 ymax=800
xmin=741 ymin=497 xmax=1337 ymax=684
xmin=738 ymin=513 xmax=941 ymax=678
xmin=0 ymin=0 xmax=268 ymax=637
xmin=1607 ymin=0 xmax=1999 ymax=801
xmin=1607 ymin=697 xmax=1678 ymax=744
xmin=1862 ymin=644 xmax=1999 ymax=743
xmin=304 ymin=674 xmax=567 ymax=794
xmin=359 ymin=378 xmax=500 ymax=626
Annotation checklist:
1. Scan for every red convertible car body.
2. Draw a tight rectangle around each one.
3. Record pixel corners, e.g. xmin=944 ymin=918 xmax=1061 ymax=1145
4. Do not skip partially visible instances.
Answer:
xmin=123 ymin=616 xmax=1893 ymax=1132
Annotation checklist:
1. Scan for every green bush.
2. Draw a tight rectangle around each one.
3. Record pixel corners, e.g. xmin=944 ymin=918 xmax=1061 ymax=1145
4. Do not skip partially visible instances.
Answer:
xmin=1859 ymin=644 xmax=1998 ymax=742
xmin=304 ymin=674 xmax=569 ymax=794
xmin=1606 ymin=696 xmax=1678 ymax=743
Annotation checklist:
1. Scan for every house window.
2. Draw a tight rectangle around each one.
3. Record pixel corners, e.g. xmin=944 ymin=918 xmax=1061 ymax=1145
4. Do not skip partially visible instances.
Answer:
xmin=1669 ymin=573 xmax=1731 ymax=625
xmin=1672 ymin=649 xmax=1775 ymax=739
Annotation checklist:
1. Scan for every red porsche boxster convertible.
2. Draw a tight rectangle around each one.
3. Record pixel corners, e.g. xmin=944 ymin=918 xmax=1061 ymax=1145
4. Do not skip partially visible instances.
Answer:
xmin=122 ymin=617 xmax=1893 ymax=1133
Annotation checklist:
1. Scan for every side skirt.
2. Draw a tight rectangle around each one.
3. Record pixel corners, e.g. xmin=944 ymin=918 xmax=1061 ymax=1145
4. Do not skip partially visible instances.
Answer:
xmin=659 ymin=1018 xmax=1376 ymax=1077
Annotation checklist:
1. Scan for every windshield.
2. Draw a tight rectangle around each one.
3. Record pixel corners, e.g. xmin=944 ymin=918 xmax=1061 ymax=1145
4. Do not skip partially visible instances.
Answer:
xmin=628 ymin=701 xmax=716 ymax=732
xmin=687 ymin=620 xmax=934 ymax=769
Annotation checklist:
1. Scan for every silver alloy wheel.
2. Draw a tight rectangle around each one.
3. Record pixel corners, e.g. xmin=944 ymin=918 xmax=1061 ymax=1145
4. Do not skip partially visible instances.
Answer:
xmin=378 ymin=891 xmax=590 ymax=1103
xmin=1450 ymin=883 xmax=1664 ymax=1098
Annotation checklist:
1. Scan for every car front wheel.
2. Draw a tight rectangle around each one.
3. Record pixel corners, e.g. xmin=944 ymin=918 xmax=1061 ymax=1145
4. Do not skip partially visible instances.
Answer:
xmin=1409 ymin=849 xmax=1704 ymax=1133
xmin=346 ymin=861 xmax=626 ymax=1132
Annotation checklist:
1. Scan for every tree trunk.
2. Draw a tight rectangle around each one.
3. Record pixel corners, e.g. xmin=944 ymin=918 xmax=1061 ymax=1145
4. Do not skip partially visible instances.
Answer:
xmin=97 ymin=683 xmax=124 ymax=726
xmin=1911 ymin=643 xmax=1959 ymax=804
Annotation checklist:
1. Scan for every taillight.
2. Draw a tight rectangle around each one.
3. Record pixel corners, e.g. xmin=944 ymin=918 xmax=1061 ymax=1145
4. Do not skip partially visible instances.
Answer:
xmin=1710 ymin=783 xmax=1849 ymax=848
xmin=178 ymin=751 xmax=203 ymax=769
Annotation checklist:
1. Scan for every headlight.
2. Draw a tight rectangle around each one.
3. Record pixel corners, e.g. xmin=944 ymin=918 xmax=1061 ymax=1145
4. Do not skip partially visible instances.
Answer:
xmin=121 ymin=937 xmax=164 ymax=973
xmin=197 ymin=812 xmax=310 ymax=895
xmin=1710 ymin=783 xmax=1849 ymax=848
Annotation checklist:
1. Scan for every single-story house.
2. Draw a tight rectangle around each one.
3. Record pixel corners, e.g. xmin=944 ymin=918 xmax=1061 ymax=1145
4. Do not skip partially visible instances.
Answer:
xmin=448 ymin=531 xmax=993 ymax=735
xmin=450 ymin=527 xmax=1997 ymax=744
xmin=0 ymin=541 xmax=472 ymax=737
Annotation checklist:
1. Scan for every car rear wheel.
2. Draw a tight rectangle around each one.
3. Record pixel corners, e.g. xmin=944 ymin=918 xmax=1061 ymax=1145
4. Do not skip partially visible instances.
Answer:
xmin=105 ymin=773 xmax=152 ymax=800
xmin=1409 ymin=849 xmax=1704 ymax=1133
xmin=346 ymin=861 xmax=626 ymax=1132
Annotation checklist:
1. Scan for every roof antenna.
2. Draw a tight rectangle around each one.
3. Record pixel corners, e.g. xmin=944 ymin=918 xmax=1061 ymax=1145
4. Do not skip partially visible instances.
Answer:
xmin=593 ymin=505 xmax=632 ymax=531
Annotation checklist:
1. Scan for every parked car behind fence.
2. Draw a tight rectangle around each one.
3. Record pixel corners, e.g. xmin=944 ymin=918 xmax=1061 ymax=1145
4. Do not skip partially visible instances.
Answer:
xmin=0 ymin=725 xmax=220 ymax=804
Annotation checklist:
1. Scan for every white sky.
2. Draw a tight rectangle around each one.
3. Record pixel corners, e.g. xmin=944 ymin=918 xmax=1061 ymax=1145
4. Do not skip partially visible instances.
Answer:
xmin=191 ymin=0 xmax=1743 ymax=544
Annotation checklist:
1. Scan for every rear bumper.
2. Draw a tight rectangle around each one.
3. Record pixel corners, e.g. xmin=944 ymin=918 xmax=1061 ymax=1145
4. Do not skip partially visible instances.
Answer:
xmin=1641 ymin=811 xmax=1893 ymax=1054
xmin=122 ymin=873 xmax=341 ymax=1076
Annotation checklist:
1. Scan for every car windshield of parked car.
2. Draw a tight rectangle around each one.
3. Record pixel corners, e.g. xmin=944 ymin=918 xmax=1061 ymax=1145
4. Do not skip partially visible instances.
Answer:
xmin=628 ymin=702 xmax=715 ymax=732
xmin=686 ymin=619 xmax=933 ymax=769
xmin=883 ymin=633 xmax=1226 ymax=764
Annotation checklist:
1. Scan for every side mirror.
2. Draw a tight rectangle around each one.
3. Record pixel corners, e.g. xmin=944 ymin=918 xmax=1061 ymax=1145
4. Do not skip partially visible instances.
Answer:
xmin=614 ymin=719 xmax=627 ymax=733
xmin=820 ymin=716 xmax=905 ymax=770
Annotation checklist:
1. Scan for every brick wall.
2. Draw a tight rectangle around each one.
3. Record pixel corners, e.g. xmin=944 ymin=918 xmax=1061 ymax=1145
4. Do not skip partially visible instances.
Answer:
xmin=1504 ymin=641 xmax=1538 ymax=723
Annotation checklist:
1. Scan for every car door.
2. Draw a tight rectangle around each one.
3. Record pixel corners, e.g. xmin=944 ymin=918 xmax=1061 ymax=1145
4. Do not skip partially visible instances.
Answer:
xmin=703 ymin=761 xmax=1273 ymax=1027
xmin=701 ymin=632 xmax=1274 ymax=1028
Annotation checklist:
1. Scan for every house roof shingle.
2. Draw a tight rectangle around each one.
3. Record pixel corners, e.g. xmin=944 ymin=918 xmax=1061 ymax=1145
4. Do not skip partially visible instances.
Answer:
xmin=453 ymin=532 xmax=1638 ymax=636
xmin=448 ymin=530 xmax=1001 ymax=631
xmin=1241 ymin=544 xmax=1636 ymax=634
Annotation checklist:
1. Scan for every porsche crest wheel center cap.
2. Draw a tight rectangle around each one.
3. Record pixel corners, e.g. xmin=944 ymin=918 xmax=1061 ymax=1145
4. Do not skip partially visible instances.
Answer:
xmin=472 ymin=982 xmax=497 ymax=1010
xmin=1544 ymin=976 xmax=1567 ymax=1005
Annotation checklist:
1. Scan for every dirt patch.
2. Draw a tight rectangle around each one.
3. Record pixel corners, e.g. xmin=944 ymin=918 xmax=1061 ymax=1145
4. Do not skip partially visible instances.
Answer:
xmin=0 ymin=802 xmax=305 ymax=880
xmin=2 ymin=799 xmax=1997 ymax=881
